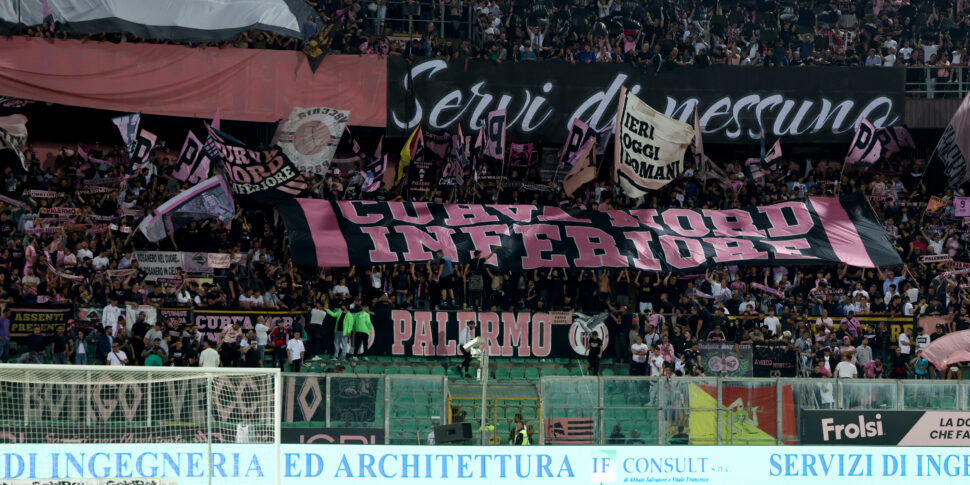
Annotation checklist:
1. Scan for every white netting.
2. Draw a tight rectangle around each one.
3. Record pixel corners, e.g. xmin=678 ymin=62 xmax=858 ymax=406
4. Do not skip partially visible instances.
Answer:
xmin=0 ymin=365 xmax=279 ymax=444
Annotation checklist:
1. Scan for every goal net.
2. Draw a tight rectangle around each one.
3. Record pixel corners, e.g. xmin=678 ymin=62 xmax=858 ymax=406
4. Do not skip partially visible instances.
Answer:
xmin=0 ymin=365 xmax=280 ymax=446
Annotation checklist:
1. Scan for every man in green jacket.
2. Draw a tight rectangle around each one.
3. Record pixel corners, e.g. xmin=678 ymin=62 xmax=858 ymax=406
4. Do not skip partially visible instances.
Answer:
xmin=326 ymin=303 xmax=352 ymax=360
xmin=352 ymin=304 xmax=372 ymax=361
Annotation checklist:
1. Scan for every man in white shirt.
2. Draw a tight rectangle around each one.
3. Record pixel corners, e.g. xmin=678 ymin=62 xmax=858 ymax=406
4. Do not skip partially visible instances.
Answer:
xmin=332 ymin=278 xmax=351 ymax=300
xmin=101 ymin=298 xmax=121 ymax=337
xmin=307 ymin=304 xmax=326 ymax=361
xmin=630 ymin=335 xmax=648 ymax=375
xmin=763 ymin=309 xmax=780 ymax=337
xmin=199 ymin=340 xmax=220 ymax=367
xmin=834 ymin=354 xmax=857 ymax=378
xmin=254 ymin=316 xmax=270 ymax=366
xmin=287 ymin=331 xmax=306 ymax=372
xmin=106 ymin=341 xmax=128 ymax=366
xmin=76 ymin=242 xmax=94 ymax=261
xmin=898 ymin=328 xmax=912 ymax=356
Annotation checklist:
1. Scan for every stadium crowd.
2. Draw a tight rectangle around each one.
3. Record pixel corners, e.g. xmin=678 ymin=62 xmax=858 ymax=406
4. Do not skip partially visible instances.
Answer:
xmin=15 ymin=0 xmax=970 ymax=73
xmin=0 ymin=113 xmax=962 ymax=385
xmin=1 ymin=0 xmax=968 ymax=382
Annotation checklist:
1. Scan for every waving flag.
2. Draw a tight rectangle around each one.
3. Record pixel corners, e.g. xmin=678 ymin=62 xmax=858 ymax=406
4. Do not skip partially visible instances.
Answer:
xmin=845 ymin=118 xmax=882 ymax=169
xmin=137 ymin=176 xmax=234 ymax=242
xmin=111 ymin=113 xmax=140 ymax=158
xmin=877 ymin=125 xmax=915 ymax=158
xmin=509 ymin=143 xmax=534 ymax=167
xmin=0 ymin=114 xmax=28 ymax=169
xmin=613 ymin=87 xmax=693 ymax=196
xmin=562 ymin=139 xmax=596 ymax=196
xmin=397 ymin=126 xmax=423 ymax=184
xmin=362 ymin=155 xmax=388 ymax=192
xmin=173 ymin=131 xmax=213 ymax=183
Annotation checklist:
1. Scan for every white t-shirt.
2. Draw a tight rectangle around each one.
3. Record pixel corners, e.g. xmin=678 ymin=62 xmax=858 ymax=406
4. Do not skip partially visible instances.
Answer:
xmin=254 ymin=323 xmax=270 ymax=346
xmin=899 ymin=47 xmax=913 ymax=60
xmin=763 ymin=316 xmax=780 ymax=335
xmin=199 ymin=347 xmax=220 ymax=367
xmin=106 ymin=350 xmax=127 ymax=366
xmin=631 ymin=343 xmax=648 ymax=363
xmin=915 ymin=334 xmax=931 ymax=352
xmin=649 ymin=354 xmax=665 ymax=376
xmin=309 ymin=308 xmax=326 ymax=325
xmin=332 ymin=285 xmax=350 ymax=298
xmin=287 ymin=339 xmax=306 ymax=361
xmin=898 ymin=333 xmax=911 ymax=354
xmin=835 ymin=361 xmax=858 ymax=378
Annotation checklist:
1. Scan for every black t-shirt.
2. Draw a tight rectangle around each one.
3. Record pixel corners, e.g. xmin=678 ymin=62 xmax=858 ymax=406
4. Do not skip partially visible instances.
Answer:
xmin=51 ymin=334 xmax=68 ymax=353
xmin=26 ymin=334 xmax=46 ymax=353
xmin=955 ymin=314 xmax=970 ymax=332
xmin=588 ymin=335 xmax=603 ymax=358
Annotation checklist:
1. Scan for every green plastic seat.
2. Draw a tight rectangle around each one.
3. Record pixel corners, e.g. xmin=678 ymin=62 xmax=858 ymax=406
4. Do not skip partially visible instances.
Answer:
xmin=494 ymin=367 xmax=510 ymax=380
xmin=524 ymin=367 xmax=539 ymax=380
xmin=384 ymin=365 xmax=399 ymax=374
xmin=414 ymin=365 xmax=431 ymax=375
xmin=555 ymin=367 xmax=570 ymax=376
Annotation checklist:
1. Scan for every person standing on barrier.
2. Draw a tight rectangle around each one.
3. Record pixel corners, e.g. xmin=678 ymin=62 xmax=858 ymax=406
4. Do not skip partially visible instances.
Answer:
xmin=586 ymin=329 xmax=603 ymax=376
xmin=270 ymin=319 xmax=289 ymax=370
xmin=630 ymin=334 xmax=648 ymax=375
xmin=352 ymin=304 xmax=372 ymax=361
xmin=611 ymin=305 xmax=632 ymax=364
xmin=327 ymin=302 xmax=352 ymax=361
xmin=287 ymin=330 xmax=305 ymax=373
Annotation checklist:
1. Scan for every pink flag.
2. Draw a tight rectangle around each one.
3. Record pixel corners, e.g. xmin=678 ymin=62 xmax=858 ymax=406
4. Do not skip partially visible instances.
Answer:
xmin=876 ymin=125 xmax=914 ymax=157
xmin=922 ymin=329 xmax=970 ymax=371
xmin=212 ymin=109 xmax=221 ymax=130
xmin=559 ymin=118 xmax=594 ymax=169
xmin=483 ymin=110 xmax=506 ymax=161
xmin=562 ymin=139 xmax=596 ymax=196
xmin=509 ymin=142 xmax=533 ymax=167
xmin=844 ymin=118 xmax=882 ymax=168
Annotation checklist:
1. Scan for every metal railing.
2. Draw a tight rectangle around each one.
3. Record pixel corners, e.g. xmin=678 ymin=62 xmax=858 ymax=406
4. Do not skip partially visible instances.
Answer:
xmin=904 ymin=65 xmax=970 ymax=99
xmin=358 ymin=0 xmax=475 ymax=41
xmin=539 ymin=376 xmax=970 ymax=446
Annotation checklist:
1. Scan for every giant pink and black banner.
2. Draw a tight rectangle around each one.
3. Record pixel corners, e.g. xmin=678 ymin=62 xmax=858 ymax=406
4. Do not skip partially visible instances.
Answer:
xmin=278 ymin=193 xmax=901 ymax=271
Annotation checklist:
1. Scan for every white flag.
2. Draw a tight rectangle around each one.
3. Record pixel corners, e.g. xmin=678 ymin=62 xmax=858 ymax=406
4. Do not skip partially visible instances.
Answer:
xmin=613 ymin=87 xmax=693 ymax=197
xmin=276 ymin=107 xmax=350 ymax=174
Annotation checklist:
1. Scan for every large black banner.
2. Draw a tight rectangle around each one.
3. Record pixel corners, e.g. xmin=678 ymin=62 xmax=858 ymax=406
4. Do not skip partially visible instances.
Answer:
xmin=193 ymin=308 xmax=306 ymax=343
xmin=10 ymin=305 xmax=73 ymax=336
xmin=753 ymin=343 xmax=798 ymax=377
xmin=387 ymin=58 xmax=904 ymax=143
xmin=799 ymin=411 xmax=970 ymax=446
xmin=371 ymin=309 xmax=615 ymax=359
xmin=278 ymin=194 xmax=902 ymax=271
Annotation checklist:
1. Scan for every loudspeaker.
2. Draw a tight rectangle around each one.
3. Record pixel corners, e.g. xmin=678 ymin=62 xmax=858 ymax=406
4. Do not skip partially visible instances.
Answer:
xmin=433 ymin=422 xmax=473 ymax=443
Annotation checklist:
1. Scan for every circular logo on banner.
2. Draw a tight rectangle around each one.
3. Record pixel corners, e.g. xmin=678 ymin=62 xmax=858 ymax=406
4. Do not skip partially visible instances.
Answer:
xmin=567 ymin=312 xmax=610 ymax=357
xmin=293 ymin=121 xmax=333 ymax=156
xmin=708 ymin=355 xmax=740 ymax=374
